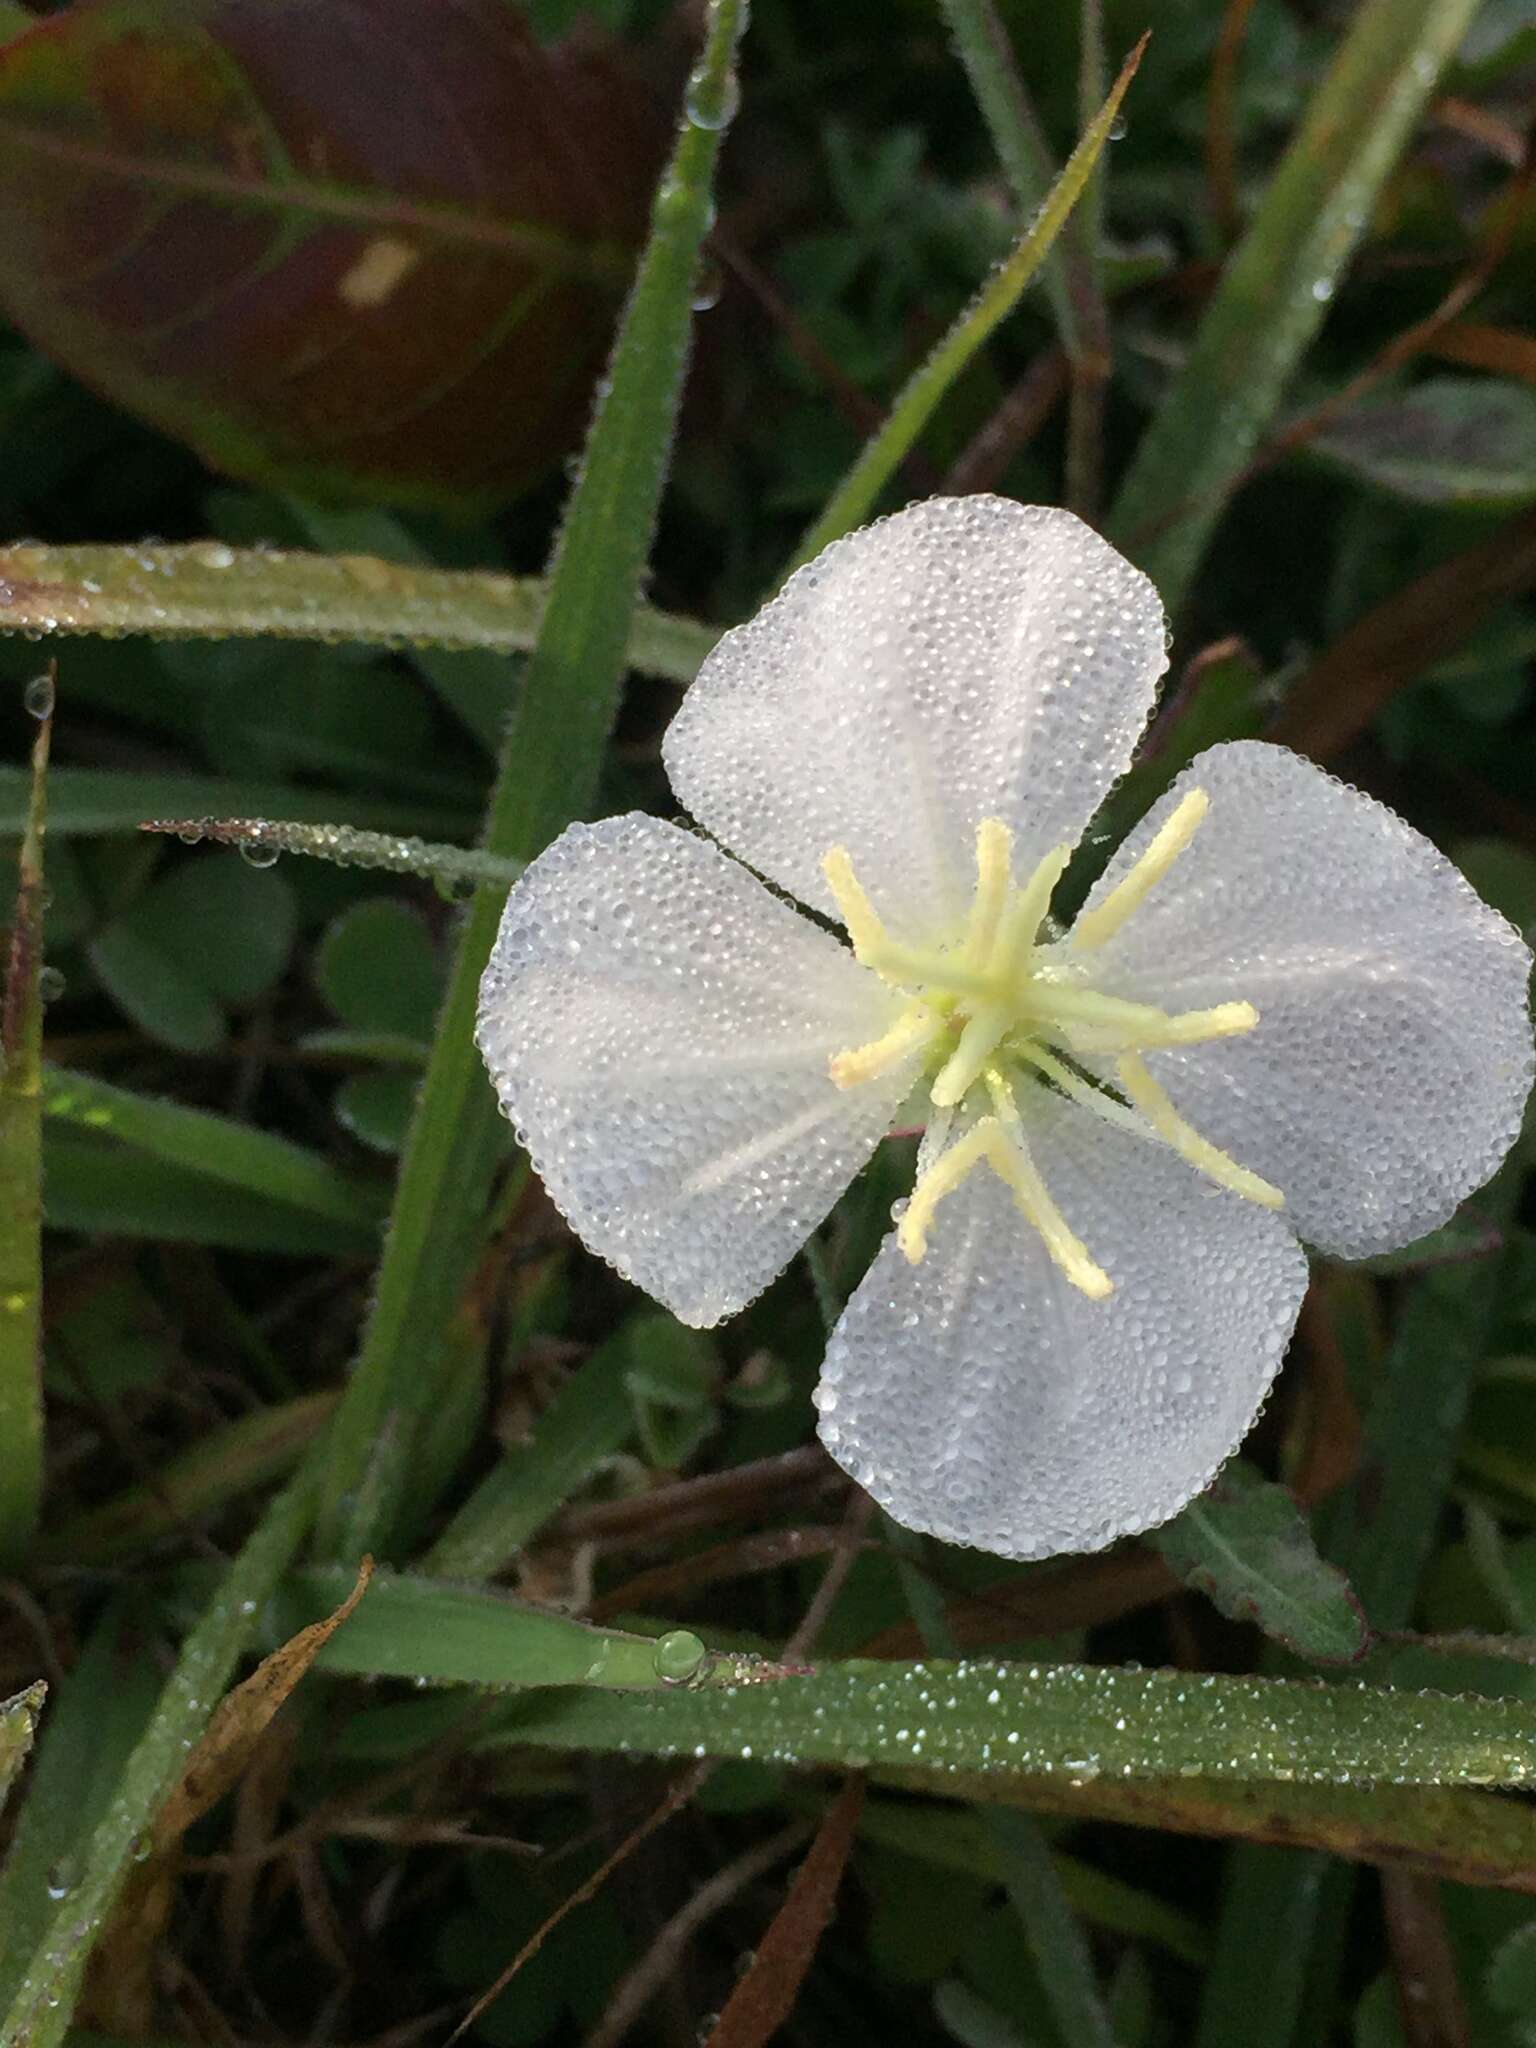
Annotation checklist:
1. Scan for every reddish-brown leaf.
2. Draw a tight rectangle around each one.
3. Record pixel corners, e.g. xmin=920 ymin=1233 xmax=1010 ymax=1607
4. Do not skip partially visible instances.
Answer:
xmin=0 ymin=0 xmax=668 ymax=507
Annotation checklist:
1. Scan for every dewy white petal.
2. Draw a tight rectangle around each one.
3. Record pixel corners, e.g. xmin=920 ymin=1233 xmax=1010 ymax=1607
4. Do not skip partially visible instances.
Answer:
xmin=663 ymin=496 xmax=1168 ymax=948
xmin=1079 ymin=741 xmax=1535 ymax=1258
xmin=815 ymin=1089 xmax=1307 ymax=1560
xmin=475 ymin=815 xmax=917 ymax=1328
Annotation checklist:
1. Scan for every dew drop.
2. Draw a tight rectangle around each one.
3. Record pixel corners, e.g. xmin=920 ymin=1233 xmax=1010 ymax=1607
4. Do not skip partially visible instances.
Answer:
xmin=22 ymin=672 xmax=54 ymax=718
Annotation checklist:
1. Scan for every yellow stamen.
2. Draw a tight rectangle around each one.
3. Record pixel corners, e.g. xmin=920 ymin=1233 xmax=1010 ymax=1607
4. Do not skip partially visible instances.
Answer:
xmin=1012 ymin=1042 xmax=1149 ymax=1141
xmin=898 ymin=1087 xmax=1112 ymax=1298
xmin=994 ymin=842 xmax=1072 ymax=974
xmin=822 ymin=845 xmax=888 ymax=963
xmin=963 ymin=818 xmax=1014 ymax=969
xmin=1070 ymin=787 xmax=1210 ymax=951
xmin=1023 ymin=984 xmax=1258 ymax=1050
xmin=828 ymin=1005 xmax=934 ymax=1089
xmin=1115 ymin=1053 xmax=1283 ymax=1208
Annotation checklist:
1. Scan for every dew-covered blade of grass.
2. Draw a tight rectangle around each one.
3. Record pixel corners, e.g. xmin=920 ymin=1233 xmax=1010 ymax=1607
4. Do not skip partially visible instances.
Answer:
xmin=314 ymin=0 xmax=750 ymax=1562
xmin=0 ymin=1455 xmax=323 ymax=2048
xmin=785 ymin=32 xmax=1144 ymax=577
xmin=0 ymin=541 xmax=716 ymax=683
xmin=491 ymin=1655 xmax=1536 ymax=1789
xmin=1107 ymin=0 xmax=1483 ymax=612
xmin=0 ymin=702 xmax=48 ymax=1566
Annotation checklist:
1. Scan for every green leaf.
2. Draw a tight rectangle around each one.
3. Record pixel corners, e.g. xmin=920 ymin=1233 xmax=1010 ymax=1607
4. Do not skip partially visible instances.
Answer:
xmin=1158 ymin=1460 xmax=1371 ymax=1666
xmin=0 ymin=0 xmax=668 ymax=507
xmin=0 ymin=703 xmax=47 ymax=1564
xmin=85 ymin=918 xmax=226 ymax=1053
xmin=1109 ymin=0 xmax=1484 ymax=610
xmin=115 ymin=851 xmax=297 ymax=1007
xmin=315 ymin=899 xmax=441 ymax=1038
xmin=1305 ymin=379 xmax=1536 ymax=509
xmin=0 ymin=540 xmax=717 ymax=682
xmin=315 ymin=0 xmax=750 ymax=1561
xmin=332 ymin=1068 xmax=418 ymax=1153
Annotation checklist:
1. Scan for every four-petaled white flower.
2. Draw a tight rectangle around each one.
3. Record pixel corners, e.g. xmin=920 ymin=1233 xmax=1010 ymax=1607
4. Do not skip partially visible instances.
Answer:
xmin=476 ymin=497 xmax=1533 ymax=1560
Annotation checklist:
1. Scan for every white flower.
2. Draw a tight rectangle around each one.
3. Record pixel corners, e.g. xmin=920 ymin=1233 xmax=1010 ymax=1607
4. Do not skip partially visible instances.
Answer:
xmin=476 ymin=496 xmax=1533 ymax=1560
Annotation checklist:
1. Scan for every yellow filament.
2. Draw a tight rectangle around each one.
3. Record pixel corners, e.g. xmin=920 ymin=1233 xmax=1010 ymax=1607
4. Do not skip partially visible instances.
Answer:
xmin=1023 ymin=983 xmax=1258 ymax=1051
xmin=898 ymin=1090 xmax=1112 ymax=1298
xmin=963 ymin=818 xmax=1014 ymax=968
xmin=828 ymin=1005 xmax=933 ymax=1089
xmin=994 ymin=842 xmax=1072 ymax=974
xmin=1116 ymin=1053 xmax=1283 ymax=1208
xmin=1070 ymin=788 xmax=1210 ymax=951
xmin=822 ymin=845 xmax=888 ymax=963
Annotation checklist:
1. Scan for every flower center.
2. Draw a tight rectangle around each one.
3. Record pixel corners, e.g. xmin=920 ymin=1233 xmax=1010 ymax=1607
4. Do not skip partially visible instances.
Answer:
xmin=822 ymin=791 xmax=1282 ymax=1298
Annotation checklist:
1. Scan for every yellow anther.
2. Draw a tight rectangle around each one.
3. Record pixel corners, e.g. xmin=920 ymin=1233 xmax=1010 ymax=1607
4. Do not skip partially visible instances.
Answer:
xmin=822 ymin=845 xmax=888 ymax=963
xmin=828 ymin=1005 xmax=934 ymax=1089
xmin=963 ymin=818 xmax=1014 ymax=969
xmin=1116 ymin=1053 xmax=1283 ymax=1208
xmin=899 ymin=1090 xmax=1112 ymax=1298
xmin=1070 ymin=787 xmax=1210 ymax=952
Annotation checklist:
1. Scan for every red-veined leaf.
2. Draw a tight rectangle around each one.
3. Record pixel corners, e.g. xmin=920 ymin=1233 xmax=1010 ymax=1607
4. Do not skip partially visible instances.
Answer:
xmin=0 ymin=0 xmax=668 ymax=506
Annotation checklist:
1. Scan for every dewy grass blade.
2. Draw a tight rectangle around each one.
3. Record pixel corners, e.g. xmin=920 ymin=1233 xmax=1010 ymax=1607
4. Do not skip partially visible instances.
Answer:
xmin=0 ymin=698 xmax=49 ymax=1566
xmin=1107 ymin=0 xmax=1483 ymax=612
xmin=138 ymin=815 xmax=523 ymax=893
xmin=0 ymin=540 xmax=717 ymax=682
xmin=0 ymin=1454 xmax=324 ymax=2048
xmin=494 ymin=1655 xmax=1536 ymax=1789
xmin=785 ymin=33 xmax=1144 ymax=578
xmin=0 ymin=767 xmax=479 ymax=842
xmin=314 ymin=0 xmax=749 ymax=1561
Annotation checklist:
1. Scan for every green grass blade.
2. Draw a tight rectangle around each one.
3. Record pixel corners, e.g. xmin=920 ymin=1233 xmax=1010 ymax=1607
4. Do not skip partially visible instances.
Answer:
xmin=1107 ymin=0 xmax=1483 ymax=612
xmin=494 ymin=1655 xmax=1536 ymax=1788
xmin=0 ymin=541 xmax=717 ymax=683
xmin=0 ymin=1456 xmax=323 ymax=2048
xmin=0 ymin=1611 xmax=160 ymax=2009
xmin=424 ymin=1329 xmax=634 ymax=1580
xmin=0 ymin=768 xmax=478 ymax=841
xmin=42 ymin=1128 xmax=378 ymax=1256
xmin=786 ymin=33 xmax=1144 ymax=577
xmin=141 ymin=817 xmax=522 ymax=891
xmin=42 ymin=1068 xmax=386 ymax=1230
xmin=279 ymin=1568 xmax=721 ymax=1691
xmin=314 ymin=0 xmax=749 ymax=1562
xmin=0 ymin=705 xmax=48 ymax=1565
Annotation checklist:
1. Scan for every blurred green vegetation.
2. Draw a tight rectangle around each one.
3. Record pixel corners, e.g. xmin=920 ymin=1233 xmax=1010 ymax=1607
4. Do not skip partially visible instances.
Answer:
xmin=0 ymin=0 xmax=1535 ymax=2043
